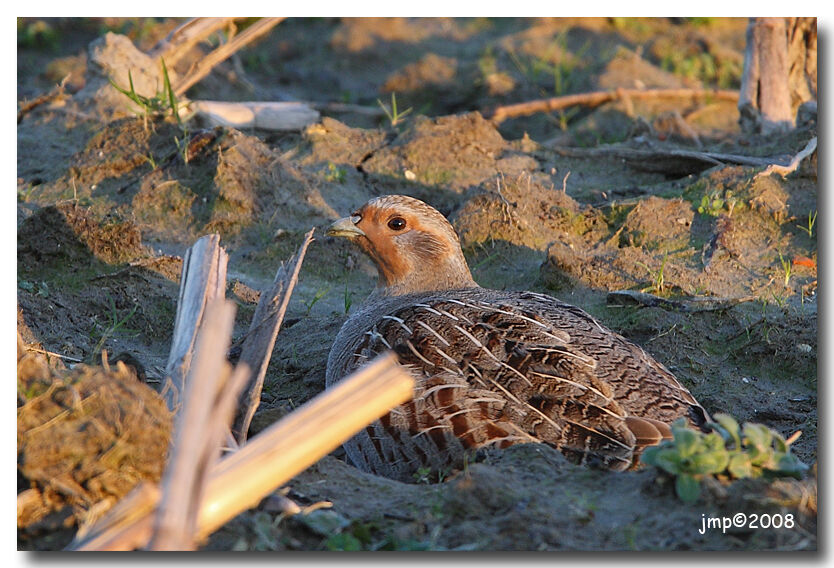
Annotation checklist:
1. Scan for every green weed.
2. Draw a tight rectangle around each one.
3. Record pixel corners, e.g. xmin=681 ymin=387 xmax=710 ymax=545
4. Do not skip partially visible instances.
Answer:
xmin=19 ymin=280 xmax=50 ymax=298
xmin=796 ymin=210 xmax=817 ymax=238
xmin=638 ymin=252 xmax=668 ymax=295
xmin=660 ymin=49 xmax=741 ymax=89
xmin=642 ymin=414 xmax=808 ymax=503
xmin=697 ymin=189 xmax=738 ymax=217
xmin=142 ymin=152 xmax=158 ymax=170
xmin=419 ymin=166 xmax=454 ymax=186
xmin=17 ymin=19 xmax=59 ymax=49
xmin=110 ymin=58 xmax=174 ymax=127
xmin=377 ymin=92 xmax=412 ymax=128
xmin=343 ymin=281 xmax=353 ymax=314
xmin=777 ymin=251 xmax=792 ymax=288
xmin=89 ymin=297 xmax=139 ymax=360
xmin=304 ymin=286 xmax=330 ymax=315
xmin=17 ymin=182 xmax=37 ymax=202
xmin=324 ymin=162 xmax=347 ymax=183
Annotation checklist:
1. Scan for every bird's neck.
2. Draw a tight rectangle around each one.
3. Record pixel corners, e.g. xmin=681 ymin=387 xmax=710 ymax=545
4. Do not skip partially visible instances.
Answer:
xmin=375 ymin=253 xmax=478 ymax=297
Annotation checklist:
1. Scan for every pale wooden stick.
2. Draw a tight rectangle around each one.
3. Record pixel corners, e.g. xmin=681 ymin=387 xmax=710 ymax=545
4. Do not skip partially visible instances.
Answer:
xmin=70 ymin=482 xmax=160 ymax=550
xmin=489 ymin=87 xmax=739 ymax=125
xmin=149 ymin=18 xmax=237 ymax=67
xmin=173 ymin=18 xmax=285 ymax=97
xmin=191 ymin=100 xmax=319 ymax=131
xmin=197 ymin=352 xmax=414 ymax=538
xmin=18 ymin=74 xmax=69 ymax=123
xmin=232 ymin=228 xmax=315 ymax=444
xmin=150 ymin=362 xmax=251 ymax=550
xmin=149 ymin=300 xmax=238 ymax=551
xmin=162 ymin=234 xmax=228 ymax=412
xmin=755 ymin=136 xmax=817 ymax=179
xmin=68 ymin=353 xmax=414 ymax=551
xmin=22 ymin=346 xmax=82 ymax=363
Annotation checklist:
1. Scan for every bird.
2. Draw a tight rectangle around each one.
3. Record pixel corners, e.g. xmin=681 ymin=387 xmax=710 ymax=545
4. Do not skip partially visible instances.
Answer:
xmin=326 ymin=194 xmax=709 ymax=482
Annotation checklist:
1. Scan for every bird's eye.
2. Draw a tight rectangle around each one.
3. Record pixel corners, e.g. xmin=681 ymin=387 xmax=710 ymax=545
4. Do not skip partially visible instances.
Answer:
xmin=387 ymin=217 xmax=407 ymax=231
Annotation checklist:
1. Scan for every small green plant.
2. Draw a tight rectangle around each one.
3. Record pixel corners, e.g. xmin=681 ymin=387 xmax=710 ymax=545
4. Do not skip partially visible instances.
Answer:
xmin=638 ymin=252 xmax=668 ymax=295
xmin=174 ymin=127 xmax=192 ymax=165
xmin=660 ymin=49 xmax=741 ymax=89
xmin=343 ymin=282 xmax=353 ymax=314
xmin=796 ymin=210 xmax=817 ymax=238
xmin=18 ymin=19 xmax=59 ymax=49
xmin=777 ymin=251 xmax=792 ymax=287
xmin=412 ymin=465 xmax=448 ymax=484
xmin=377 ymin=92 xmax=412 ymax=128
xmin=109 ymin=58 xmax=180 ymax=131
xmin=419 ymin=166 xmax=454 ymax=186
xmin=17 ymin=182 xmax=37 ymax=202
xmin=413 ymin=467 xmax=433 ymax=484
xmin=89 ymin=297 xmax=139 ymax=360
xmin=324 ymin=162 xmax=346 ymax=183
xmin=303 ymin=286 xmax=330 ymax=315
xmin=19 ymin=280 xmax=50 ymax=298
xmin=688 ymin=17 xmax=715 ymax=27
xmin=697 ymin=189 xmax=737 ymax=217
xmin=142 ymin=152 xmax=158 ymax=170
xmin=642 ymin=414 xmax=808 ymax=503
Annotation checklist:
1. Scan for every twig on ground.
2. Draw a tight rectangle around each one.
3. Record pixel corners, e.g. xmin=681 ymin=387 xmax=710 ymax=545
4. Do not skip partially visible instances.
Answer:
xmin=755 ymin=136 xmax=817 ymax=179
xmin=552 ymin=145 xmax=789 ymax=178
xmin=22 ymin=346 xmax=83 ymax=363
xmin=18 ymin=75 xmax=70 ymax=123
xmin=606 ymin=290 xmax=757 ymax=313
xmin=488 ymin=88 xmax=739 ymax=125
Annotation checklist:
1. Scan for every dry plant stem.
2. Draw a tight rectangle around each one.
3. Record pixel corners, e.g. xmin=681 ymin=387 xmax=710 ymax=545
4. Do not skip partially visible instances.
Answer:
xmin=69 ymin=482 xmax=160 ymax=550
xmin=197 ymin=352 xmax=414 ymax=539
xmin=232 ymin=228 xmax=316 ymax=444
xmin=68 ymin=352 xmax=414 ymax=551
xmin=552 ymin=145 xmax=788 ymax=177
xmin=489 ymin=88 xmax=739 ymax=124
xmin=23 ymin=346 xmax=82 ymax=363
xmin=173 ymin=17 xmax=285 ymax=97
xmin=163 ymin=234 xmax=228 ymax=412
xmin=606 ymin=290 xmax=757 ymax=313
xmin=755 ymin=136 xmax=817 ymax=179
xmin=18 ymin=74 xmax=69 ymax=123
xmin=149 ymin=18 xmax=236 ymax=67
xmin=149 ymin=300 xmax=238 ymax=551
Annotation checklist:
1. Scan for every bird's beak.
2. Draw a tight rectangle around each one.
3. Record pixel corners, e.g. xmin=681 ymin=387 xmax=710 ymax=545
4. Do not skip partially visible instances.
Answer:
xmin=327 ymin=216 xmax=365 ymax=239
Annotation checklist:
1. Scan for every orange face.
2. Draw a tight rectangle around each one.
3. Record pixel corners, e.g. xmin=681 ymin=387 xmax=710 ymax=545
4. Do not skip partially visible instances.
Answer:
xmin=327 ymin=195 xmax=467 ymax=292
xmin=330 ymin=199 xmax=447 ymax=286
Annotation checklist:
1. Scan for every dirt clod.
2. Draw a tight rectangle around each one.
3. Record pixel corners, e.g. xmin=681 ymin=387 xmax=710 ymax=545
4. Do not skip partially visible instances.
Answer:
xmin=17 ymin=348 xmax=172 ymax=549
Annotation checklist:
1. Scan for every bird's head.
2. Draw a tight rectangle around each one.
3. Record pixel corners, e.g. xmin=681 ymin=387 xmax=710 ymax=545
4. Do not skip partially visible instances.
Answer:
xmin=327 ymin=195 xmax=477 ymax=296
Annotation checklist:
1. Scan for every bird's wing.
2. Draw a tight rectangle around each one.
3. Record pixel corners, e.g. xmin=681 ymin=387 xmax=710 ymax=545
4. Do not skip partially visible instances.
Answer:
xmin=351 ymin=295 xmax=639 ymax=470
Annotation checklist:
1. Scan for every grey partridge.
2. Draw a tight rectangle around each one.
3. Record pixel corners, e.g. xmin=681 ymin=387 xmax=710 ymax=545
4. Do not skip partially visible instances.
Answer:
xmin=326 ymin=195 xmax=708 ymax=482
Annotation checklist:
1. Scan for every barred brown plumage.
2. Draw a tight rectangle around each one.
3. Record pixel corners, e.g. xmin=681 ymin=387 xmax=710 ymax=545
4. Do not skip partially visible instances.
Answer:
xmin=326 ymin=194 xmax=709 ymax=482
